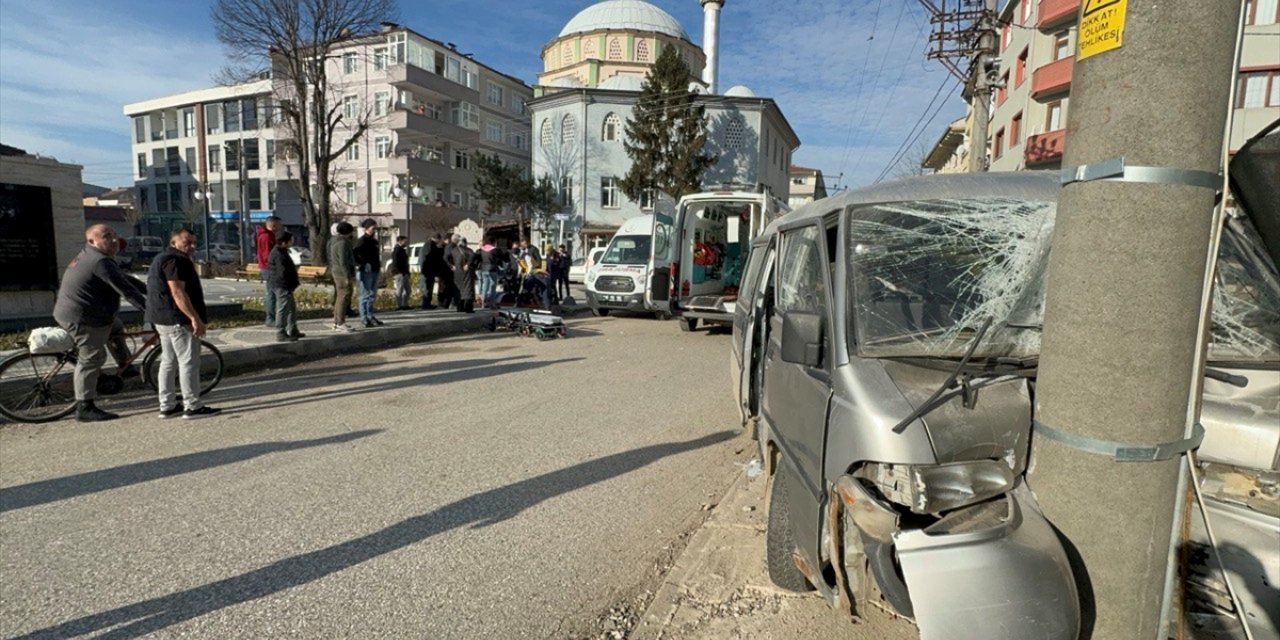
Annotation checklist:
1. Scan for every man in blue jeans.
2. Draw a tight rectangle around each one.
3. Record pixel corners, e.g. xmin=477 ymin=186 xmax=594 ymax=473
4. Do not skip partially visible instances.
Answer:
xmin=352 ymin=218 xmax=384 ymax=328
xmin=255 ymin=216 xmax=282 ymax=326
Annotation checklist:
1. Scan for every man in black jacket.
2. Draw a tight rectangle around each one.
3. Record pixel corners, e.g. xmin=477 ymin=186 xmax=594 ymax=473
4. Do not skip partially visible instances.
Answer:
xmin=53 ymin=225 xmax=148 ymax=421
xmin=268 ymin=232 xmax=303 ymax=341
xmin=418 ymin=234 xmax=443 ymax=310
xmin=146 ymin=229 xmax=220 ymax=419
xmin=352 ymin=218 xmax=384 ymax=327
xmin=391 ymin=235 xmax=411 ymax=311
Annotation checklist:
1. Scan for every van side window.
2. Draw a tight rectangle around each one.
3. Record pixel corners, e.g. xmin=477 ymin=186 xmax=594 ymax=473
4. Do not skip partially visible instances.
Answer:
xmin=777 ymin=225 xmax=828 ymax=331
xmin=739 ymin=242 xmax=770 ymax=307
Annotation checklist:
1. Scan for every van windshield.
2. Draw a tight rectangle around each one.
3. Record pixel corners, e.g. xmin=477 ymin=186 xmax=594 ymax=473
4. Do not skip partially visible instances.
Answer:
xmin=602 ymin=235 xmax=651 ymax=266
xmin=849 ymin=198 xmax=1280 ymax=362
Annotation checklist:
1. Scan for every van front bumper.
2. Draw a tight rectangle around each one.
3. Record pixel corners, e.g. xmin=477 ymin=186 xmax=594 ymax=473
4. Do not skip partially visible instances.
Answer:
xmin=892 ymin=484 xmax=1080 ymax=640
xmin=586 ymin=291 xmax=648 ymax=313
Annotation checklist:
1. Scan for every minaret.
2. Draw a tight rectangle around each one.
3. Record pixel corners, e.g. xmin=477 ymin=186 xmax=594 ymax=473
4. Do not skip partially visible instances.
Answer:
xmin=700 ymin=0 xmax=724 ymax=94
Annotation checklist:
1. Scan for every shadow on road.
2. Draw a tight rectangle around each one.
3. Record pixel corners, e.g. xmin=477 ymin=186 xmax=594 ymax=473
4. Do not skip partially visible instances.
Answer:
xmin=14 ymin=430 xmax=736 ymax=639
xmin=0 ymin=430 xmax=382 ymax=514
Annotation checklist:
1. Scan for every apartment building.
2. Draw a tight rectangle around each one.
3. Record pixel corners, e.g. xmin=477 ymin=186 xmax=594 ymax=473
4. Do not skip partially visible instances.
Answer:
xmin=985 ymin=0 xmax=1280 ymax=172
xmin=123 ymin=79 xmax=282 ymax=245
xmin=787 ymin=166 xmax=828 ymax=208
xmin=287 ymin=23 xmax=533 ymax=243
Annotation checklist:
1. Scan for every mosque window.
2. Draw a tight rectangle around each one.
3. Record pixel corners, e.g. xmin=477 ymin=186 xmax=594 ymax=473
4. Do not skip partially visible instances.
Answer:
xmin=561 ymin=42 xmax=574 ymax=67
xmin=583 ymin=38 xmax=598 ymax=60
xmin=540 ymin=119 xmax=553 ymax=146
xmin=561 ymin=114 xmax=577 ymax=146
xmin=725 ymin=116 xmax=747 ymax=149
xmin=603 ymin=113 xmax=622 ymax=142
xmin=607 ymin=37 xmax=624 ymax=61
xmin=635 ymin=39 xmax=651 ymax=62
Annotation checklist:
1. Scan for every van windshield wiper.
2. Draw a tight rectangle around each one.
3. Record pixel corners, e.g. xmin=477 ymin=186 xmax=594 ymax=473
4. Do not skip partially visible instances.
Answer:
xmin=890 ymin=318 xmax=994 ymax=434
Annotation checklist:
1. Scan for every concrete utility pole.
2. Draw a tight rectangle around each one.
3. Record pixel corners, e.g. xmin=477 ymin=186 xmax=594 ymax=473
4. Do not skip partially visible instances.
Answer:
xmin=1027 ymin=2 xmax=1243 ymax=638
xmin=967 ymin=0 xmax=997 ymax=173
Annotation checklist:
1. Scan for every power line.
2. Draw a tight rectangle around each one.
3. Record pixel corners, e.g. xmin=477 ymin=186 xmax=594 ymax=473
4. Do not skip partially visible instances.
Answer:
xmin=847 ymin=2 xmax=929 ymax=182
xmin=835 ymin=0 xmax=886 ymax=178
xmin=873 ymin=74 xmax=960 ymax=184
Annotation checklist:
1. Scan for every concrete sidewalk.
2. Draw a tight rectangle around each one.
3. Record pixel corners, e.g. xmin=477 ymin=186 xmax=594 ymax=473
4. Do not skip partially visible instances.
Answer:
xmin=632 ymin=469 xmax=919 ymax=640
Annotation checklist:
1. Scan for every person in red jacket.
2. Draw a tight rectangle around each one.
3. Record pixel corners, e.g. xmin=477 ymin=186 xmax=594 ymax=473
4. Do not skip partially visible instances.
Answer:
xmin=255 ymin=216 xmax=282 ymax=326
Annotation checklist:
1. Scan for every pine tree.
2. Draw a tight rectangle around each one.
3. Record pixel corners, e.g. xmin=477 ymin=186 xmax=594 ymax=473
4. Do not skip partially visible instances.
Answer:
xmin=620 ymin=46 xmax=717 ymax=204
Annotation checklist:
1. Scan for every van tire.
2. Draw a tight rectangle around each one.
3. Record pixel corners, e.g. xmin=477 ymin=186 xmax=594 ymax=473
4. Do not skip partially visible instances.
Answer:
xmin=655 ymin=311 xmax=672 ymax=321
xmin=680 ymin=317 xmax=698 ymax=332
xmin=592 ymin=308 xmax=610 ymax=317
xmin=766 ymin=469 xmax=814 ymax=592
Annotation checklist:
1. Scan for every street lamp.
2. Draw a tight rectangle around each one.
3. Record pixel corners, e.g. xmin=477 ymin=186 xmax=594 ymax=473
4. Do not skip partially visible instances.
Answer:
xmin=392 ymin=180 xmax=424 ymax=244
xmin=192 ymin=186 xmax=215 ymax=260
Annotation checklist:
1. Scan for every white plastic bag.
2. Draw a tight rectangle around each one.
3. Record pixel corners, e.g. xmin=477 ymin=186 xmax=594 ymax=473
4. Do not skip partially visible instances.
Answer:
xmin=28 ymin=327 xmax=75 ymax=354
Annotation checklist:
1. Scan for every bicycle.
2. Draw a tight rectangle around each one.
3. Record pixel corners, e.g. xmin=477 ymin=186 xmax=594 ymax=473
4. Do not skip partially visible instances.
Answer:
xmin=0 ymin=327 xmax=224 ymax=423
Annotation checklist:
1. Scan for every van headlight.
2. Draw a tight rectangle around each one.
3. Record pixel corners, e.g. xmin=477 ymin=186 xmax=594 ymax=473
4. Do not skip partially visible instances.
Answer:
xmin=861 ymin=460 xmax=1015 ymax=514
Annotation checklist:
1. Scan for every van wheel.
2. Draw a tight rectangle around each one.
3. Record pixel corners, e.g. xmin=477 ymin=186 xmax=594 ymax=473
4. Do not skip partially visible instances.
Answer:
xmin=655 ymin=311 xmax=672 ymax=321
xmin=767 ymin=469 xmax=814 ymax=592
xmin=592 ymin=308 xmax=610 ymax=317
xmin=680 ymin=317 xmax=698 ymax=332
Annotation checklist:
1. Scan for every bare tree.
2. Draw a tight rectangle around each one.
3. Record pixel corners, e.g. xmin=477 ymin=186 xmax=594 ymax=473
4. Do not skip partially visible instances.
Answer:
xmin=212 ymin=0 xmax=396 ymax=265
xmin=892 ymin=139 xmax=937 ymax=180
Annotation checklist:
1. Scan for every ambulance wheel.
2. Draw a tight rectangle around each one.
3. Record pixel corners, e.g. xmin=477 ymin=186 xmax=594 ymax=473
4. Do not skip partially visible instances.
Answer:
xmin=680 ymin=317 xmax=698 ymax=332
xmin=592 ymin=308 xmax=610 ymax=317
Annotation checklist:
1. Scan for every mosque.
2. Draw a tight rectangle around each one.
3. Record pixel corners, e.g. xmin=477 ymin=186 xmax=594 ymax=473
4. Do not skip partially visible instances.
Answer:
xmin=528 ymin=0 xmax=800 ymax=254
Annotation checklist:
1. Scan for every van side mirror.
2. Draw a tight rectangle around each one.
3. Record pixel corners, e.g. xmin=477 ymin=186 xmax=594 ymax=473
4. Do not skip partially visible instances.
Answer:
xmin=780 ymin=312 xmax=823 ymax=367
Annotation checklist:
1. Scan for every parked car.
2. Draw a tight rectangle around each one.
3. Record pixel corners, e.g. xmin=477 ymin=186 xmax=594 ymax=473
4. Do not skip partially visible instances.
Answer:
xmin=732 ymin=160 xmax=1279 ymax=639
xmin=569 ymin=247 xmax=606 ymax=283
xmin=120 ymin=236 xmax=164 ymax=266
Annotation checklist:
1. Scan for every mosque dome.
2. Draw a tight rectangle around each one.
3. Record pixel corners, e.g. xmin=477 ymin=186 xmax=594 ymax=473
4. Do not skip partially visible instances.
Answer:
xmin=599 ymin=74 xmax=646 ymax=91
xmin=558 ymin=0 xmax=691 ymax=41
xmin=724 ymin=85 xmax=756 ymax=97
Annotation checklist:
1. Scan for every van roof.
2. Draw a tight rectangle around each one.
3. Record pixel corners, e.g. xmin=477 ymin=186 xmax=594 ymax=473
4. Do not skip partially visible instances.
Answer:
xmin=769 ymin=171 xmax=1061 ymax=233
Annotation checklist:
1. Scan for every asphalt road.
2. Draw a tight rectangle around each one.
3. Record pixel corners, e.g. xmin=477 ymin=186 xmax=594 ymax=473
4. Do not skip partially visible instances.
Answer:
xmin=0 ymin=315 xmax=750 ymax=639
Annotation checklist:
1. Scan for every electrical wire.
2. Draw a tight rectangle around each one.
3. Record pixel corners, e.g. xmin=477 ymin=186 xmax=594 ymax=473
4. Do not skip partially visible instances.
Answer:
xmin=835 ymin=0 xmax=886 ymax=177
xmin=872 ymin=74 xmax=960 ymax=184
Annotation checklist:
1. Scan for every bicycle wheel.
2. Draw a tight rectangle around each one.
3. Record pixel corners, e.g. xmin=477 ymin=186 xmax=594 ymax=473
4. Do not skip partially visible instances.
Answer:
xmin=0 ymin=352 xmax=78 ymax=423
xmin=142 ymin=339 xmax=225 ymax=397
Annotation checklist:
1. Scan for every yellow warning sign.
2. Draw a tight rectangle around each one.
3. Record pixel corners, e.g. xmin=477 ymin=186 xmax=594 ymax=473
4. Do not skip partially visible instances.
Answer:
xmin=1078 ymin=0 xmax=1127 ymax=60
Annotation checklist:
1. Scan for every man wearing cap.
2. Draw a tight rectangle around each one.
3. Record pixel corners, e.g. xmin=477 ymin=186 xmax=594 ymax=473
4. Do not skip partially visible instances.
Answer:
xmin=52 ymin=225 xmax=148 ymax=421
xmin=352 ymin=218 xmax=385 ymax=328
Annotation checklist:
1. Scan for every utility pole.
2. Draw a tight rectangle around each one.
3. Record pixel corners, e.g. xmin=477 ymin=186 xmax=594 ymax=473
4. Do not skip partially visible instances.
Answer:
xmin=1026 ymin=2 xmax=1242 ymax=639
xmin=918 ymin=0 xmax=999 ymax=173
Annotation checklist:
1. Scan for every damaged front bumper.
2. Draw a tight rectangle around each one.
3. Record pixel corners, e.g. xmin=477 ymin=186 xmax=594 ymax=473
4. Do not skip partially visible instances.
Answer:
xmin=892 ymin=484 xmax=1080 ymax=640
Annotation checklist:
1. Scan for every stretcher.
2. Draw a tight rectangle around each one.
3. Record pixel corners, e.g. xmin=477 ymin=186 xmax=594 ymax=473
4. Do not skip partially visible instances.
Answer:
xmin=487 ymin=308 xmax=568 ymax=340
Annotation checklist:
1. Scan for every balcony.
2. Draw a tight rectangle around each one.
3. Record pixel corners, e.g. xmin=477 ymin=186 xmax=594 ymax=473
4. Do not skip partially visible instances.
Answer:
xmin=387 ymin=63 xmax=478 ymax=102
xmin=1025 ymin=129 xmax=1066 ymax=166
xmin=388 ymin=156 xmax=475 ymax=187
xmin=388 ymin=109 xmax=479 ymax=144
xmin=1031 ymin=56 xmax=1073 ymax=99
xmin=1037 ymin=0 xmax=1079 ymax=29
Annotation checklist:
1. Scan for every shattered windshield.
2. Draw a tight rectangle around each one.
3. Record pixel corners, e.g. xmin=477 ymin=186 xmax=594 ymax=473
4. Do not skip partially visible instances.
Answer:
xmin=847 ymin=198 xmax=1280 ymax=362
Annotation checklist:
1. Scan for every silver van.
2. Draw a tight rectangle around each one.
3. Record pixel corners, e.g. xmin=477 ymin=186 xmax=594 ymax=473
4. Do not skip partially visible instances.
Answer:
xmin=731 ymin=168 xmax=1279 ymax=639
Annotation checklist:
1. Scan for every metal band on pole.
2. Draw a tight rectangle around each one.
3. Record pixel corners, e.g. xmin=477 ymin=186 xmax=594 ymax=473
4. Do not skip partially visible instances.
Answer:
xmin=1061 ymin=157 xmax=1223 ymax=191
xmin=1032 ymin=420 xmax=1205 ymax=462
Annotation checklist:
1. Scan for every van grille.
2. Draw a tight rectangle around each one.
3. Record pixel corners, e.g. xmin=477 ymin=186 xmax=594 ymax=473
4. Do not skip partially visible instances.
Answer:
xmin=596 ymin=276 xmax=635 ymax=293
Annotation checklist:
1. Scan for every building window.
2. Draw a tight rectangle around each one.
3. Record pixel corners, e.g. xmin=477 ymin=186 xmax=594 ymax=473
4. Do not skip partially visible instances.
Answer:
xmin=243 ymin=139 xmax=260 ymax=171
xmin=451 ymin=102 xmax=479 ymax=130
xmin=343 ymin=52 xmax=358 ymax=74
xmin=346 ymin=143 xmax=360 ymax=161
xmin=635 ymin=39 xmax=651 ymax=62
xmin=247 ymin=179 xmax=262 ymax=210
xmin=607 ymin=37 xmax=624 ymax=61
xmin=184 ymin=147 xmax=196 ymax=174
xmin=375 ymin=136 xmax=391 ymax=159
xmin=1238 ymin=70 xmax=1279 ymax=108
xmin=1046 ymin=101 xmax=1063 ymax=130
xmin=1010 ymin=112 xmax=1022 ymax=147
xmin=486 ymin=121 xmax=504 ymax=143
xmin=1054 ymin=31 xmax=1071 ymax=61
xmin=224 ymin=141 xmax=240 ymax=171
xmin=454 ymin=149 xmax=471 ymax=170
xmin=561 ymin=114 xmax=576 ymax=145
xmin=166 ymin=146 xmax=181 ymax=176
xmin=344 ymin=181 xmax=358 ymax=204
xmin=1245 ymin=0 xmax=1280 ymax=25
xmin=224 ymin=100 xmax=240 ymax=133
xmin=267 ymin=180 xmax=277 ymax=210
xmin=601 ymin=177 xmax=620 ymax=208
xmin=583 ymin=38 xmax=598 ymax=59
xmin=183 ymin=109 xmax=196 ymax=137
xmin=540 ymin=119 xmax=553 ymax=146
xmin=134 ymin=116 xmax=146 ymax=143
xmin=1016 ymin=48 xmax=1028 ymax=86
xmin=266 ymin=140 xmax=275 ymax=169
xmin=559 ymin=175 xmax=574 ymax=208
xmin=510 ymin=131 xmax=527 ymax=150
xmin=343 ymin=95 xmax=360 ymax=119
xmin=512 ymin=96 xmax=525 ymax=114
xmin=136 ymin=153 xmax=146 ymax=178
xmin=639 ymin=188 xmax=656 ymax=210
xmin=993 ymin=128 xmax=1005 ymax=160
xmin=374 ymin=91 xmax=391 ymax=117
xmin=204 ymin=104 xmax=221 ymax=134
xmin=997 ymin=72 xmax=1009 ymax=105
xmin=1019 ymin=0 xmax=1031 ymax=25
xmin=241 ymin=99 xmax=258 ymax=131
xmin=724 ymin=116 xmax=747 ymax=148
xmin=488 ymin=83 xmax=504 ymax=106
xmin=376 ymin=180 xmax=391 ymax=204
xmin=206 ymin=145 xmax=220 ymax=172
xmin=602 ymin=112 xmax=621 ymax=141
xmin=561 ymin=41 xmax=574 ymax=67
xmin=374 ymin=46 xmax=388 ymax=70
xmin=1001 ymin=24 xmax=1011 ymax=51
